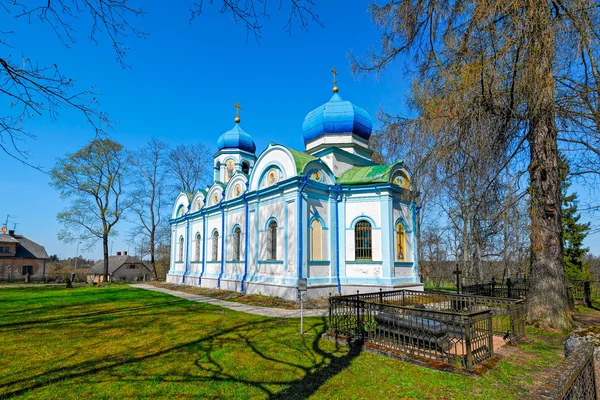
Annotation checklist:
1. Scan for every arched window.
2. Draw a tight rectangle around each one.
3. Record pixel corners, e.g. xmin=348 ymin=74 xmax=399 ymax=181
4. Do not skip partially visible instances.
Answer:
xmin=212 ymin=231 xmax=219 ymax=261
xmin=310 ymin=219 xmax=323 ymax=261
xmin=241 ymin=161 xmax=250 ymax=174
xmin=177 ymin=205 xmax=185 ymax=218
xmin=195 ymin=233 xmax=202 ymax=262
xmin=396 ymin=222 xmax=406 ymax=261
xmin=233 ymin=227 xmax=241 ymax=261
xmin=354 ymin=220 xmax=372 ymax=260
xmin=178 ymin=236 xmax=185 ymax=262
xmin=267 ymin=221 xmax=277 ymax=260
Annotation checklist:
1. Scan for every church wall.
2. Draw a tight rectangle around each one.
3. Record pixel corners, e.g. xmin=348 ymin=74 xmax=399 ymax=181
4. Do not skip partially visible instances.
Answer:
xmin=204 ymin=213 xmax=222 ymax=277
xmin=307 ymin=194 xmax=331 ymax=278
xmin=344 ymin=197 xmax=383 ymax=263
xmin=285 ymin=199 xmax=297 ymax=277
xmin=249 ymin=147 xmax=296 ymax=191
xmin=256 ymin=197 xmax=285 ymax=278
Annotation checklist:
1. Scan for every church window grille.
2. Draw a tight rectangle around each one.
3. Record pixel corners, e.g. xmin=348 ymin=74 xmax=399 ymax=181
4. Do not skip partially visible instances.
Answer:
xmin=267 ymin=221 xmax=277 ymax=260
xmin=310 ymin=219 xmax=323 ymax=261
xmin=212 ymin=231 xmax=219 ymax=261
xmin=354 ymin=220 xmax=372 ymax=260
xmin=396 ymin=222 xmax=406 ymax=261
xmin=178 ymin=236 xmax=185 ymax=262
xmin=195 ymin=233 xmax=202 ymax=262
xmin=233 ymin=227 xmax=241 ymax=261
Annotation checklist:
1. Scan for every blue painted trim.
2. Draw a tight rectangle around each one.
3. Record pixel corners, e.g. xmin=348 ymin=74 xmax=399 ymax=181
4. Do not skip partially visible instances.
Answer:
xmin=263 ymin=216 xmax=280 ymax=230
xmin=393 ymin=216 xmax=413 ymax=233
xmin=257 ymin=260 xmax=284 ymax=264
xmin=230 ymin=223 xmax=242 ymax=234
xmin=308 ymin=213 xmax=328 ymax=230
xmin=217 ymin=191 xmax=225 ymax=288
xmin=411 ymin=201 xmax=420 ymax=280
xmin=346 ymin=260 xmax=383 ymax=265
xmin=334 ymin=184 xmax=342 ymax=294
xmin=182 ymin=219 xmax=191 ymax=284
xmin=394 ymin=262 xmax=414 ymax=267
xmin=348 ymin=214 xmax=377 ymax=229
xmin=256 ymin=163 xmax=285 ymax=189
xmin=241 ymin=182 xmax=250 ymax=293
xmin=199 ymin=206 xmax=207 ymax=286
xmin=297 ymin=175 xmax=308 ymax=297
xmin=308 ymin=260 xmax=330 ymax=265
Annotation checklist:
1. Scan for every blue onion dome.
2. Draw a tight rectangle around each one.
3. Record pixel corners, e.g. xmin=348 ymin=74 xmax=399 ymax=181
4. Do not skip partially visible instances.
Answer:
xmin=216 ymin=123 xmax=256 ymax=153
xmin=302 ymin=93 xmax=373 ymax=144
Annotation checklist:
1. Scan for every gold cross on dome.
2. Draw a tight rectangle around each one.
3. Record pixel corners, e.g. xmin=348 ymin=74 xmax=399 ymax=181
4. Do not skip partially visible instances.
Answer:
xmin=331 ymin=67 xmax=339 ymax=92
xmin=234 ymin=102 xmax=242 ymax=123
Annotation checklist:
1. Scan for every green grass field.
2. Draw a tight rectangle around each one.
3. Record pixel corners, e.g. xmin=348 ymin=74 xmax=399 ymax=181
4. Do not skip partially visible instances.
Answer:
xmin=0 ymin=285 xmax=564 ymax=399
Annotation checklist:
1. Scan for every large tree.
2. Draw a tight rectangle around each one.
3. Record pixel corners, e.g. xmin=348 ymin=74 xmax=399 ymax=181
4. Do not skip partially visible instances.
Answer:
xmin=166 ymin=143 xmax=212 ymax=193
xmin=128 ymin=138 xmax=170 ymax=278
xmin=351 ymin=1 xmax=600 ymax=328
xmin=51 ymin=138 xmax=130 ymax=282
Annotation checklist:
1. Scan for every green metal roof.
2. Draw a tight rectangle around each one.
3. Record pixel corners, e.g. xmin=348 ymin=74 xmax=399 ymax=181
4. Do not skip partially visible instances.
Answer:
xmin=272 ymin=143 xmax=318 ymax=174
xmin=337 ymin=164 xmax=396 ymax=185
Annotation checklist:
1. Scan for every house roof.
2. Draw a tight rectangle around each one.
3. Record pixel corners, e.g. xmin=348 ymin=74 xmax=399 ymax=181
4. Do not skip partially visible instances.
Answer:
xmin=89 ymin=255 xmax=149 ymax=275
xmin=0 ymin=234 xmax=49 ymax=259
xmin=336 ymin=164 xmax=396 ymax=185
xmin=0 ymin=234 xmax=19 ymax=243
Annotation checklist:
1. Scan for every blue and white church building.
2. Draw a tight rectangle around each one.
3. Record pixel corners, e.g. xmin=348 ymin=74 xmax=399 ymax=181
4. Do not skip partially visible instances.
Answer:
xmin=167 ymin=82 xmax=422 ymax=299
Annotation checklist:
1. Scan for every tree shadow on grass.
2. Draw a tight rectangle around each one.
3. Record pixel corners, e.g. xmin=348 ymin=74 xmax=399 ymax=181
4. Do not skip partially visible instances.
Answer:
xmin=1 ymin=293 xmax=363 ymax=399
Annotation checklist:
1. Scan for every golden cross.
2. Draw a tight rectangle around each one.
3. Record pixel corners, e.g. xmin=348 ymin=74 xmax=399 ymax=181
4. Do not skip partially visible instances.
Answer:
xmin=234 ymin=102 xmax=242 ymax=118
xmin=331 ymin=67 xmax=338 ymax=86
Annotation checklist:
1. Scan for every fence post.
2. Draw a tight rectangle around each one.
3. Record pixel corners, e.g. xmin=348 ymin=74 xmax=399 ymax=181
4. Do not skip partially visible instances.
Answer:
xmin=507 ymin=277 xmax=512 ymax=299
xmin=487 ymin=311 xmax=494 ymax=357
xmin=464 ymin=315 xmax=473 ymax=371
xmin=585 ymin=280 xmax=592 ymax=307
xmin=329 ymin=298 xmax=333 ymax=333
xmin=379 ymin=288 xmax=383 ymax=304
xmin=356 ymin=290 xmax=361 ymax=339
xmin=490 ymin=277 xmax=496 ymax=298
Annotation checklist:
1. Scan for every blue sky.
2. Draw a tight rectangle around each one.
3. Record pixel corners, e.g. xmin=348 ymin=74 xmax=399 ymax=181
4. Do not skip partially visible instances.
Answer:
xmin=1 ymin=1 xmax=598 ymax=260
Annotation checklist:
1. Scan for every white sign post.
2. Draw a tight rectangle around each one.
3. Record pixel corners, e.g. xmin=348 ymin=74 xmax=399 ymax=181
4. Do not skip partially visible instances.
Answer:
xmin=298 ymin=278 xmax=307 ymax=335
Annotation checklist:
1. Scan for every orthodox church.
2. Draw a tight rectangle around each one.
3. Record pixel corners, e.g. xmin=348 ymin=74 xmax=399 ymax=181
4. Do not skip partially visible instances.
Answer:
xmin=167 ymin=74 xmax=422 ymax=299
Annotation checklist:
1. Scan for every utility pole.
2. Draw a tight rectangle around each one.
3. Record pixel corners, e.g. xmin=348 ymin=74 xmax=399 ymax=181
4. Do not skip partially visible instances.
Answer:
xmin=72 ymin=241 xmax=82 ymax=282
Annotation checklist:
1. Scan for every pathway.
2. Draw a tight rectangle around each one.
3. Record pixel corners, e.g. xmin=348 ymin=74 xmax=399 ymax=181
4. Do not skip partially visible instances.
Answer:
xmin=130 ymin=284 xmax=329 ymax=318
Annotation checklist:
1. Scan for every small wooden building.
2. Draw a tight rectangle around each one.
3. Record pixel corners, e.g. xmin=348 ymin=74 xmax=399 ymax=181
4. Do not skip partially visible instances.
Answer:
xmin=87 ymin=252 xmax=153 ymax=283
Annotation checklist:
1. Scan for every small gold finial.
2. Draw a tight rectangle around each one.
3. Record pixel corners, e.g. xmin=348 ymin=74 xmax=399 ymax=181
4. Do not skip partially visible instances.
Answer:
xmin=234 ymin=102 xmax=242 ymax=123
xmin=331 ymin=67 xmax=339 ymax=93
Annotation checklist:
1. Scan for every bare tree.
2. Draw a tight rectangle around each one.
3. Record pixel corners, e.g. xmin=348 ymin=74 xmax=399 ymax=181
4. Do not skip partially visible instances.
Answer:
xmin=51 ymin=138 xmax=130 ymax=282
xmin=128 ymin=138 xmax=171 ymax=278
xmin=0 ymin=1 xmax=146 ymax=164
xmin=166 ymin=143 xmax=213 ymax=194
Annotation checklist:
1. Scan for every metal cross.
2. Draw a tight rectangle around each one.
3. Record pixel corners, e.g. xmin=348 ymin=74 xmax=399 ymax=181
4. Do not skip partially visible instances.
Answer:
xmin=331 ymin=67 xmax=337 ymax=86
xmin=234 ymin=102 xmax=242 ymax=119
xmin=453 ymin=264 xmax=462 ymax=294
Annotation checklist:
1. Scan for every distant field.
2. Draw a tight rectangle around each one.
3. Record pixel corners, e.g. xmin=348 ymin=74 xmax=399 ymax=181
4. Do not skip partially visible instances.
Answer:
xmin=0 ymin=285 xmax=563 ymax=399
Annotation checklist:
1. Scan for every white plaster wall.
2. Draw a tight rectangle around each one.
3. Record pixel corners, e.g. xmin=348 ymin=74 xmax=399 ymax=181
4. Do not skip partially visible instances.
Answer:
xmin=345 ymin=199 xmax=382 ymax=228
xmin=307 ymin=197 xmax=330 ymax=261
xmin=393 ymin=202 xmax=414 ymax=263
xmin=344 ymin=200 xmax=382 ymax=262
xmin=190 ymin=219 xmax=204 ymax=263
xmin=226 ymin=262 xmax=244 ymax=276
xmin=346 ymin=262 xmax=383 ymax=278
xmin=206 ymin=215 xmax=222 ymax=262
xmin=345 ymin=229 xmax=382 ymax=262
xmin=257 ymin=199 xmax=285 ymax=261
xmin=249 ymin=146 xmax=296 ymax=191
xmin=226 ymin=208 xmax=246 ymax=261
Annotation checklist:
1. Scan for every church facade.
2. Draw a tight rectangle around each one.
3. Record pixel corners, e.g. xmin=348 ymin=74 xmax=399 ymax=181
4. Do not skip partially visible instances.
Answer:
xmin=166 ymin=82 xmax=422 ymax=299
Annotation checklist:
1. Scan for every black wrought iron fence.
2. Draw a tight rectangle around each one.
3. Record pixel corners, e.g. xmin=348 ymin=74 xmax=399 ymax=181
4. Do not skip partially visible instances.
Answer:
xmin=534 ymin=341 xmax=598 ymax=399
xmin=340 ymin=288 xmax=525 ymax=342
xmin=329 ymin=295 xmax=494 ymax=371
xmin=462 ymin=279 xmax=592 ymax=308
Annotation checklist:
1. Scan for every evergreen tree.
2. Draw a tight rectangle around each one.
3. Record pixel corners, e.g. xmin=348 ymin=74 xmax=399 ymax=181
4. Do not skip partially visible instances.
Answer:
xmin=560 ymin=156 xmax=591 ymax=280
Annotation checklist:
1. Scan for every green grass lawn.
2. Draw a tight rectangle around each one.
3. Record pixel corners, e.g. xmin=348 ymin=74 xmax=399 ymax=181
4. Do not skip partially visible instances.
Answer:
xmin=0 ymin=285 xmax=564 ymax=399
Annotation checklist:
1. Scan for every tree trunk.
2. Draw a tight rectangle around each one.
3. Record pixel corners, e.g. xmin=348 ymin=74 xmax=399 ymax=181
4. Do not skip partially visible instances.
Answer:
xmin=525 ymin=3 xmax=571 ymax=329
xmin=103 ymin=235 xmax=109 ymax=283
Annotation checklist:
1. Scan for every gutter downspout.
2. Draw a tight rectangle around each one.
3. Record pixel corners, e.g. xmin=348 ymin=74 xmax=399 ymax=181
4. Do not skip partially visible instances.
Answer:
xmin=334 ymin=184 xmax=342 ymax=294
xmin=241 ymin=183 xmax=250 ymax=293
xmin=297 ymin=175 xmax=308 ymax=298
xmin=217 ymin=191 xmax=225 ymax=288
xmin=198 ymin=205 xmax=207 ymax=286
